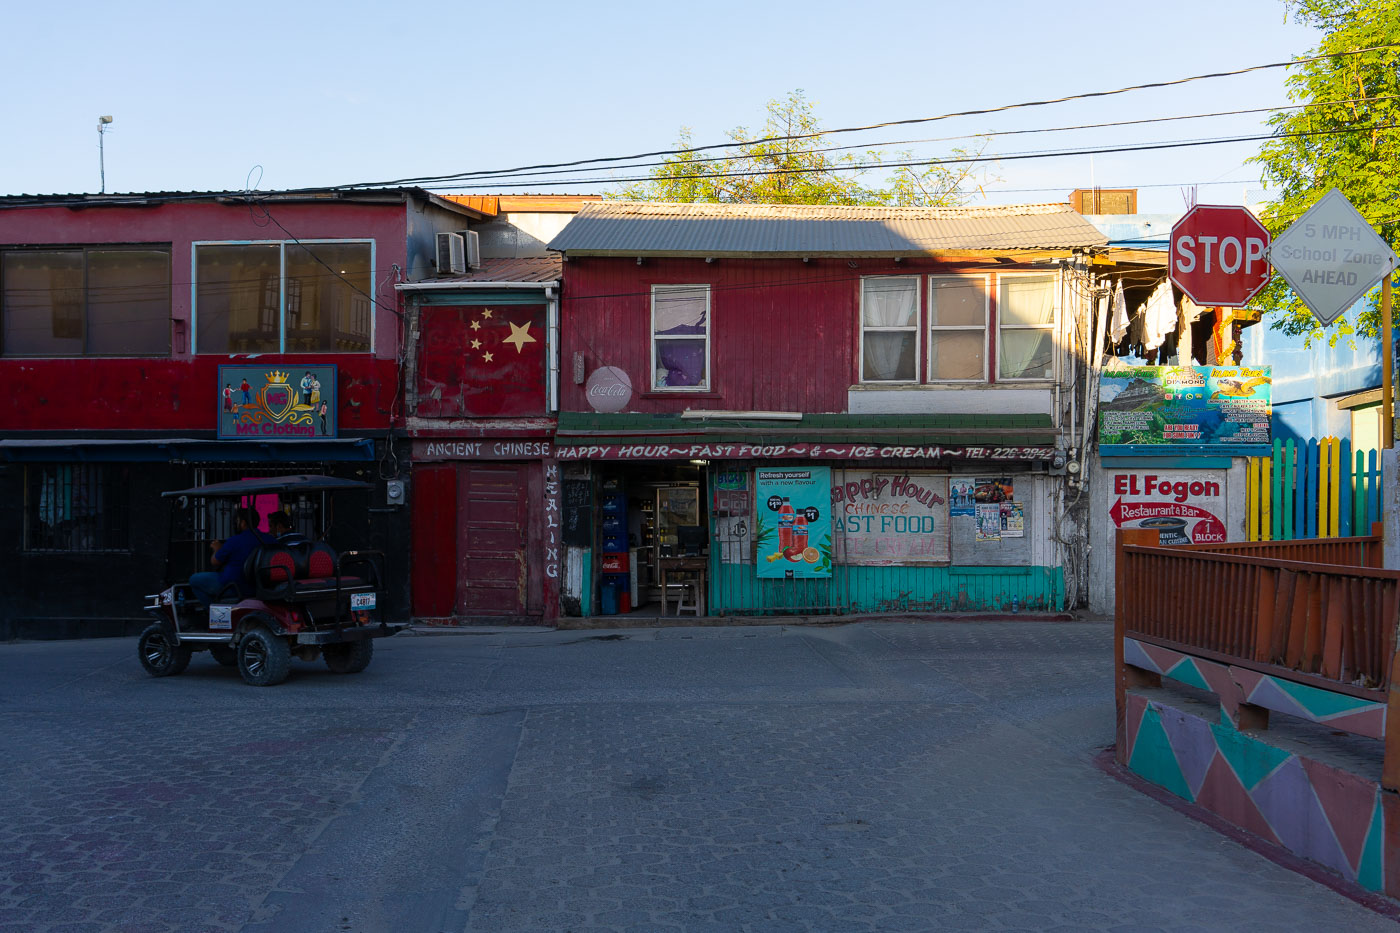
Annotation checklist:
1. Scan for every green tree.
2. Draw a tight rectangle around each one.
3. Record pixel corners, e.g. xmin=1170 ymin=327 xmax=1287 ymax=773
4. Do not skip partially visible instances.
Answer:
xmin=1250 ymin=0 xmax=1400 ymax=340
xmin=614 ymin=90 xmax=986 ymax=207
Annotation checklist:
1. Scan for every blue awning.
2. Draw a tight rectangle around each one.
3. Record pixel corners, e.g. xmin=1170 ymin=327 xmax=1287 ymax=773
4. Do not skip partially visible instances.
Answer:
xmin=0 ymin=437 xmax=377 ymax=463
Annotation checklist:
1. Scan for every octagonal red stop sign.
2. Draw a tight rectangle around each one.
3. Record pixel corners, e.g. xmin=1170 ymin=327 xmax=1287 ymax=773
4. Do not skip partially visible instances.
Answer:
xmin=1169 ymin=205 xmax=1272 ymax=308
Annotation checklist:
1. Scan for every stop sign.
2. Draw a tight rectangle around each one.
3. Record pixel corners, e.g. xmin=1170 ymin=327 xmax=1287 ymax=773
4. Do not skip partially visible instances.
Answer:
xmin=1169 ymin=205 xmax=1271 ymax=308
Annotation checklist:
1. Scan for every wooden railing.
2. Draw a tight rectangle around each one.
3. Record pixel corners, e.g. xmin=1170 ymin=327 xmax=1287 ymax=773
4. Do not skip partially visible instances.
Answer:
xmin=1173 ymin=524 xmax=1382 ymax=568
xmin=1118 ymin=530 xmax=1397 ymax=691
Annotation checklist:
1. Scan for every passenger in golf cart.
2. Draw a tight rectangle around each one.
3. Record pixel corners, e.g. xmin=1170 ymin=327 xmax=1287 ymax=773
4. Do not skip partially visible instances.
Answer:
xmin=140 ymin=474 xmax=404 ymax=686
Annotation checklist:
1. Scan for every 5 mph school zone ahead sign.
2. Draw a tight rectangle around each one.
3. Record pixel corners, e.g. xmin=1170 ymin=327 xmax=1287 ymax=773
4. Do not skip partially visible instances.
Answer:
xmin=1169 ymin=205 xmax=1271 ymax=308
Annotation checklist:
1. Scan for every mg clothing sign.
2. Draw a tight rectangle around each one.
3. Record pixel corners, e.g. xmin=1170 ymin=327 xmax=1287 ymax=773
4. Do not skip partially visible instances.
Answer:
xmin=219 ymin=365 xmax=337 ymax=439
xmin=1269 ymin=188 xmax=1398 ymax=326
xmin=1109 ymin=471 xmax=1227 ymax=545
xmin=755 ymin=468 xmax=831 ymax=578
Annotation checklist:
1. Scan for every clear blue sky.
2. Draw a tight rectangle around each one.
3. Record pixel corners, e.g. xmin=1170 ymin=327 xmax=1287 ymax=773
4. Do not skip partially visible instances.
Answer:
xmin=1 ymin=0 xmax=1323 ymax=214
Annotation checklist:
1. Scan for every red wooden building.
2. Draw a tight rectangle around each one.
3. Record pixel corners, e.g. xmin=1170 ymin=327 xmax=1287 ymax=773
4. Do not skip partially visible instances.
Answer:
xmin=546 ymin=201 xmax=1115 ymax=617
xmin=0 ymin=188 xmax=484 ymax=637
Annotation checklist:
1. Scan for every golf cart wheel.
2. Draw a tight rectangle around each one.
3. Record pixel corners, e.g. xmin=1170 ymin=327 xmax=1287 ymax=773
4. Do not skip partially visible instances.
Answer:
xmin=323 ymin=638 xmax=374 ymax=674
xmin=138 ymin=623 xmax=192 ymax=677
xmin=237 ymin=625 xmax=292 ymax=686
xmin=208 ymin=644 xmax=237 ymax=667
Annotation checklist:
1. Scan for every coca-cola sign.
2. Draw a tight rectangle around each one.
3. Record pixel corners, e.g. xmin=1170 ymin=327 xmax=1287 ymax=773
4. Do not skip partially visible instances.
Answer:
xmin=585 ymin=366 xmax=633 ymax=413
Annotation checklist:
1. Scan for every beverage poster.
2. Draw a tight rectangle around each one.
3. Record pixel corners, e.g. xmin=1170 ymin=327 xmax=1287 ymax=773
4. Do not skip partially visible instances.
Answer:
xmin=831 ymin=471 xmax=950 ymax=565
xmin=976 ymin=503 xmax=1002 ymax=542
xmin=1098 ymin=365 xmax=1271 ymax=450
xmin=755 ymin=468 xmax=831 ymax=578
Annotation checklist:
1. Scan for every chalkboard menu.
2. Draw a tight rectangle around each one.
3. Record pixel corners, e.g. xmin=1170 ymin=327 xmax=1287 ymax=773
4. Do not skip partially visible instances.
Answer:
xmin=562 ymin=479 xmax=593 ymax=547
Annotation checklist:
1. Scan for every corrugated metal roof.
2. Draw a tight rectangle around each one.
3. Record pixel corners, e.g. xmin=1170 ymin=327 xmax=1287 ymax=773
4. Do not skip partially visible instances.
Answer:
xmin=547 ymin=201 xmax=1108 ymax=256
xmin=0 ymin=187 xmax=485 ymax=218
xmin=438 ymin=256 xmax=562 ymax=283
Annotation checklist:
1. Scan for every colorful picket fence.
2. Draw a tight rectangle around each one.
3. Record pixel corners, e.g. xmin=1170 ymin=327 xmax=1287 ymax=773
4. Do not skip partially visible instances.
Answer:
xmin=1245 ymin=437 xmax=1382 ymax=541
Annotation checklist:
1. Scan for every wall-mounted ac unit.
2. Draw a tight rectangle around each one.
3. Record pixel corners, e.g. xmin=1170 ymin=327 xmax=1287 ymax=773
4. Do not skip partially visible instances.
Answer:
xmin=436 ymin=232 xmax=466 ymax=275
xmin=464 ymin=230 xmax=482 ymax=270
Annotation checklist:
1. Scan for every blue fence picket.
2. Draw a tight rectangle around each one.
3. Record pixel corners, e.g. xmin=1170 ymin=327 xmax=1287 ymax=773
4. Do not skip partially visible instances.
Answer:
xmin=1285 ymin=438 xmax=1296 ymax=541
xmin=1339 ymin=437 xmax=1352 ymax=537
xmin=1305 ymin=438 xmax=1319 ymax=538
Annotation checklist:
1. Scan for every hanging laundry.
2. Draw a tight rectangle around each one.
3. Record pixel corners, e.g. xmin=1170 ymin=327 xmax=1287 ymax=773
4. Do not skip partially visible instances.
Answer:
xmin=1109 ymin=281 xmax=1129 ymax=345
xmin=1141 ymin=280 xmax=1176 ymax=352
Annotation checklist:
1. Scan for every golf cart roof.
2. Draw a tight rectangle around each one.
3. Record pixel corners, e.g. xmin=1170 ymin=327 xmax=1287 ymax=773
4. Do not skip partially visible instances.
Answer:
xmin=162 ymin=474 xmax=373 ymax=498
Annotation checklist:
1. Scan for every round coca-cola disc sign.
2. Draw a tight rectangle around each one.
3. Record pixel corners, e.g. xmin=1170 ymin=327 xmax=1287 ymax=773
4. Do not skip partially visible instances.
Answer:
xmin=585 ymin=366 xmax=633 ymax=413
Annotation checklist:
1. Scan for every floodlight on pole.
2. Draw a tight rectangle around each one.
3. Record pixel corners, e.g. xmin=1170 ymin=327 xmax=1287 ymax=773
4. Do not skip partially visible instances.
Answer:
xmin=97 ymin=115 xmax=113 ymax=193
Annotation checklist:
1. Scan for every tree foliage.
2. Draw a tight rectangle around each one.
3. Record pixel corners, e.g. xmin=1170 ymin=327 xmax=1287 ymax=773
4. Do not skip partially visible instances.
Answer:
xmin=613 ymin=90 xmax=988 ymax=207
xmin=1250 ymin=0 xmax=1400 ymax=341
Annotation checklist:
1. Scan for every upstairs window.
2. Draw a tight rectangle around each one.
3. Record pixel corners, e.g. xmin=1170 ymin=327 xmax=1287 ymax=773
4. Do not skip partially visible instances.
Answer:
xmin=997 ymin=273 xmax=1056 ymax=380
xmin=1 ymin=247 xmax=171 ymax=356
xmin=927 ymin=275 xmax=988 ymax=381
xmin=652 ymin=285 xmax=709 ymax=390
xmin=860 ymin=276 xmax=919 ymax=382
xmin=194 ymin=240 xmax=373 ymax=354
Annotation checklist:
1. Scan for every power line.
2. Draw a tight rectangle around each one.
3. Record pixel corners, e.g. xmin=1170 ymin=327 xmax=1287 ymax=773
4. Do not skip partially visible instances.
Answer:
xmin=338 ymin=43 xmax=1400 ymax=190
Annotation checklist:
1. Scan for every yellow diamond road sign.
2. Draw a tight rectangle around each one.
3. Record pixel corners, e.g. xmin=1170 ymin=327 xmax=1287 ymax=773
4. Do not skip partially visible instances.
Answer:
xmin=1268 ymin=188 xmax=1398 ymax=327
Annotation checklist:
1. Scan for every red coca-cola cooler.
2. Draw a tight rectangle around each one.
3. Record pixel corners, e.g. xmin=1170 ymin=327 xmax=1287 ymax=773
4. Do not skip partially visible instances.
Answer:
xmin=600 ymin=552 xmax=629 ymax=574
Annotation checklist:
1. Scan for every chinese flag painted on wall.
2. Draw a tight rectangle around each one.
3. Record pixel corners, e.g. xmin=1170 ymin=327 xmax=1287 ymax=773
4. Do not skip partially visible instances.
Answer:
xmin=417 ymin=304 xmax=546 ymax=417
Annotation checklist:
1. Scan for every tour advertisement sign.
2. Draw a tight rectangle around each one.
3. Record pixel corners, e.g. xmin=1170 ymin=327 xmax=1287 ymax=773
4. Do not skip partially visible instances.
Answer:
xmin=1109 ymin=471 xmax=1227 ymax=545
xmin=219 ymin=365 xmax=337 ymax=439
xmin=1099 ymin=365 xmax=1270 ymax=451
xmin=831 ymin=472 xmax=950 ymax=565
xmin=755 ymin=468 xmax=831 ymax=578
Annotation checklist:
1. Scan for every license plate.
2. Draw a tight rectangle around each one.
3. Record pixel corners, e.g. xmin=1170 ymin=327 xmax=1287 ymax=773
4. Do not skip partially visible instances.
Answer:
xmin=350 ymin=592 xmax=376 ymax=610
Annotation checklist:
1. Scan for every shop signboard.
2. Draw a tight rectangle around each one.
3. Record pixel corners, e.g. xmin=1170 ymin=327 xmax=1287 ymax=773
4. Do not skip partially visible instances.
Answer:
xmin=219 ymin=365 xmax=336 ymax=439
xmin=1098 ymin=365 xmax=1270 ymax=453
xmin=1109 ymin=471 xmax=1227 ymax=545
xmin=831 ymin=471 xmax=950 ymax=564
xmin=755 ymin=468 xmax=832 ymax=578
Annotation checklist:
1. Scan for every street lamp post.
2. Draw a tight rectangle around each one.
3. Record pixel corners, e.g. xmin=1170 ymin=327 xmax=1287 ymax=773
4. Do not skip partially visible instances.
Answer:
xmin=97 ymin=115 xmax=112 ymax=193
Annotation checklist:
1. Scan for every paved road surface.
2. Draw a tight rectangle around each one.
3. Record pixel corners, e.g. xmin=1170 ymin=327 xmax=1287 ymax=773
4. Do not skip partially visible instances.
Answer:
xmin=1 ymin=622 xmax=1392 ymax=932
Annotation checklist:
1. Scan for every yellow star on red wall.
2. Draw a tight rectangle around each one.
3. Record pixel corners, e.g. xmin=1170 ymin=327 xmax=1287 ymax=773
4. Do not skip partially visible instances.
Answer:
xmin=503 ymin=321 xmax=537 ymax=353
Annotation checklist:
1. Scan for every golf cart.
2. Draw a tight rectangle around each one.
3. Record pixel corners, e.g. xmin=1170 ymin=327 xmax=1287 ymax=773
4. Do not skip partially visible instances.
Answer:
xmin=140 ymin=474 xmax=404 ymax=686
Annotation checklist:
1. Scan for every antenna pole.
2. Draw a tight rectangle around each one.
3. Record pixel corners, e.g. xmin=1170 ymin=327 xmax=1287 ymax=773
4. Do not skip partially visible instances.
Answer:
xmin=97 ymin=116 xmax=112 ymax=193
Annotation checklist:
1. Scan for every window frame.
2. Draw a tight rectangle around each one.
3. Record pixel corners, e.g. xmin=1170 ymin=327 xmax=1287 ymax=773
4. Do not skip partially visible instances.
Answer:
xmin=23 ymin=464 xmax=131 ymax=553
xmin=994 ymin=271 xmax=1059 ymax=383
xmin=858 ymin=274 xmax=922 ymax=385
xmin=191 ymin=238 xmax=376 ymax=355
xmin=925 ymin=273 xmax=990 ymax=384
xmin=0 ymin=244 xmax=172 ymax=358
xmin=650 ymin=283 xmax=711 ymax=392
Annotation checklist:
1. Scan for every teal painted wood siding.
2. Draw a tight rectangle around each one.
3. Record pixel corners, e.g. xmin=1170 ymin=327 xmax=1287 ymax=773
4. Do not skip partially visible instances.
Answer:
xmin=710 ymin=562 xmax=1064 ymax=615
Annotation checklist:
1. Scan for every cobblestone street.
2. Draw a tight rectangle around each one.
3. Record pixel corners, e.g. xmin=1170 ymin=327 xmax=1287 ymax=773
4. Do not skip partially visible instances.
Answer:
xmin=1 ymin=622 xmax=1393 ymax=932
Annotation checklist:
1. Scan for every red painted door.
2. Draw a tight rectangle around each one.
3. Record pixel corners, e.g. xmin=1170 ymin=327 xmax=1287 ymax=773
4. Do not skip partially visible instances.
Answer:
xmin=458 ymin=464 xmax=528 ymax=615
xmin=411 ymin=465 xmax=457 ymax=618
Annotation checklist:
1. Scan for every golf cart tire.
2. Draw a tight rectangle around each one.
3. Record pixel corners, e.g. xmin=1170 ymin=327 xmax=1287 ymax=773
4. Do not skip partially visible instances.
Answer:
xmin=209 ymin=644 xmax=237 ymax=667
xmin=237 ymin=624 xmax=292 ymax=687
xmin=138 ymin=623 xmax=192 ymax=677
xmin=323 ymin=637 xmax=374 ymax=674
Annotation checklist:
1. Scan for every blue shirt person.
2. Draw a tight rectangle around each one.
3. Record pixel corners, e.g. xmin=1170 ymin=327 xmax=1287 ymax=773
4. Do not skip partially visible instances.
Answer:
xmin=189 ymin=507 xmax=273 ymax=606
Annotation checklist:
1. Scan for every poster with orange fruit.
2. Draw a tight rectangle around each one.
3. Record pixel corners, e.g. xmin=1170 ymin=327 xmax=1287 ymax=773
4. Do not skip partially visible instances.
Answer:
xmin=754 ymin=468 xmax=831 ymax=578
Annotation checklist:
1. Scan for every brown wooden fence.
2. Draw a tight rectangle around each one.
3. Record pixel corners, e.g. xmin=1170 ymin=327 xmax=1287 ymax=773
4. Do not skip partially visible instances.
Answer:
xmin=1117 ymin=529 xmax=1397 ymax=694
xmin=1172 ymin=524 xmax=1382 ymax=569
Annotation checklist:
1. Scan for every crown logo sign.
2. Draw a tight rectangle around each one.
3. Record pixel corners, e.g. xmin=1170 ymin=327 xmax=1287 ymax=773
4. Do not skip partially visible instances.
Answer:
xmin=265 ymin=370 xmax=290 ymax=384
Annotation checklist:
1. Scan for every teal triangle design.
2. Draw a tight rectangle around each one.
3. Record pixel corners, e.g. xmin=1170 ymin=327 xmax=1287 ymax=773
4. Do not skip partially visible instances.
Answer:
xmin=1128 ymin=703 xmax=1194 ymax=801
xmin=1166 ymin=658 xmax=1210 ymax=691
xmin=1210 ymin=720 xmax=1292 ymax=792
xmin=1357 ymin=793 xmax=1385 ymax=893
xmin=1272 ymin=678 xmax=1379 ymax=719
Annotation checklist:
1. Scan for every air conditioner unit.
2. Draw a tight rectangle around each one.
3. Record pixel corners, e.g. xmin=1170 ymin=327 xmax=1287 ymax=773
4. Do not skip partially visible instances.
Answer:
xmin=464 ymin=230 xmax=482 ymax=270
xmin=436 ymin=232 xmax=466 ymax=275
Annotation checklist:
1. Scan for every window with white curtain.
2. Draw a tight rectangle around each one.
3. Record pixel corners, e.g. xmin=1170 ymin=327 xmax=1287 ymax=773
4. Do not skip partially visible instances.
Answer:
xmin=652 ymin=285 xmax=710 ymax=390
xmin=860 ymin=276 xmax=919 ymax=382
xmin=927 ymin=275 xmax=988 ymax=381
xmin=997 ymin=273 xmax=1056 ymax=380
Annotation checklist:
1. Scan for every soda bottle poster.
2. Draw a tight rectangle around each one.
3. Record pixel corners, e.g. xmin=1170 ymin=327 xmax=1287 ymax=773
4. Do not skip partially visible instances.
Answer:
xmin=755 ymin=467 xmax=831 ymax=578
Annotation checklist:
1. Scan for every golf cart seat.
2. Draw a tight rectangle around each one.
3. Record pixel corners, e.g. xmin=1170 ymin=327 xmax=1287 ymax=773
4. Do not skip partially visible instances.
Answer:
xmin=247 ymin=541 xmax=366 ymax=603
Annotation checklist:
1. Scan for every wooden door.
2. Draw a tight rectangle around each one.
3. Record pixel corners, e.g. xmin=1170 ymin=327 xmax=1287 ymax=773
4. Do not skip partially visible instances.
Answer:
xmin=457 ymin=464 xmax=528 ymax=615
xmin=411 ymin=465 xmax=457 ymax=618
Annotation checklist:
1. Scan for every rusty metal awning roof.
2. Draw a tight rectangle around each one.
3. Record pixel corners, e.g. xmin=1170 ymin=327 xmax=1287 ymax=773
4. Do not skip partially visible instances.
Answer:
xmin=547 ymin=201 xmax=1108 ymax=257
xmin=396 ymin=257 xmax=561 ymax=291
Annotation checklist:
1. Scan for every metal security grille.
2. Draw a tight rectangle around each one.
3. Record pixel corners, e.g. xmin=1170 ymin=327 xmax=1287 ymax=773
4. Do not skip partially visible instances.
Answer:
xmin=24 ymin=464 xmax=130 ymax=552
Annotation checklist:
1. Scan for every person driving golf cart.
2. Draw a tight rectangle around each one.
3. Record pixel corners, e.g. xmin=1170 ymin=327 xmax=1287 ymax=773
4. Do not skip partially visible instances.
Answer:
xmin=188 ymin=506 xmax=272 ymax=606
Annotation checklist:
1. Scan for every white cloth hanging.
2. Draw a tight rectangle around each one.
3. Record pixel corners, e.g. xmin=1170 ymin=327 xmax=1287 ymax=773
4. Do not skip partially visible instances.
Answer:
xmin=1109 ymin=281 xmax=1129 ymax=345
xmin=1141 ymin=280 xmax=1176 ymax=352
